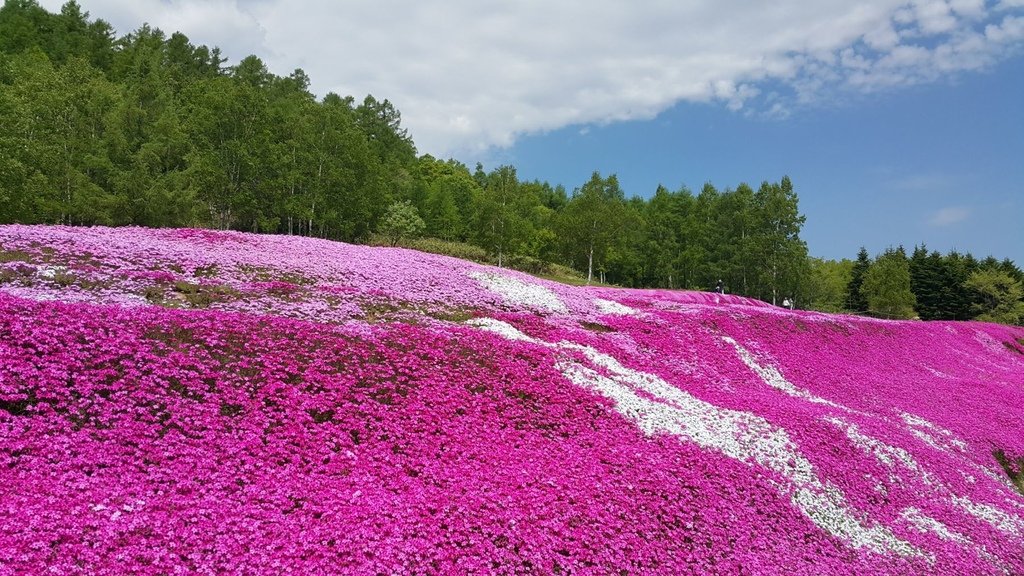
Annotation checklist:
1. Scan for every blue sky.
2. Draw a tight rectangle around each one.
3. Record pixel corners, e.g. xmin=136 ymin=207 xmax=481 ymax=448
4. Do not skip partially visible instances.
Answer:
xmin=502 ymin=55 xmax=1024 ymax=263
xmin=45 ymin=0 xmax=1024 ymax=263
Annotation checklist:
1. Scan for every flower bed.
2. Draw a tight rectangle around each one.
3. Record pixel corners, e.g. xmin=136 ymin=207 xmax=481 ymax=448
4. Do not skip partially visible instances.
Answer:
xmin=1 ymin=225 xmax=1023 ymax=575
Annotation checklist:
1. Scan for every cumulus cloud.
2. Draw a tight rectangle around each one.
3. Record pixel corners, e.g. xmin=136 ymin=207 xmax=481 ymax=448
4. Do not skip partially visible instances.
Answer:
xmin=929 ymin=206 xmax=971 ymax=226
xmin=43 ymin=0 xmax=1024 ymax=156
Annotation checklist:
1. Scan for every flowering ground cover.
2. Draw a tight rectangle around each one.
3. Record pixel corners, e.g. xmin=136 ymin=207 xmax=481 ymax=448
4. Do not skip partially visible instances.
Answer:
xmin=1 ymin=225 xmax=1023 ymax=575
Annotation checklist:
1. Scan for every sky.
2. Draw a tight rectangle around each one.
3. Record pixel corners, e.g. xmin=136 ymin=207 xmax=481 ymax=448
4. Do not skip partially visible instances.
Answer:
xmin=41 ymin=0 xmax=1024 ymax=263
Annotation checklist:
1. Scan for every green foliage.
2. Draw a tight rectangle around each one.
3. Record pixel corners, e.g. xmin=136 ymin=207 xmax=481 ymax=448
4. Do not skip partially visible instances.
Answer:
xmin=805 ymin=257 xmax=853 ymax=313
xmin=3 ymin=0 xmax=1020 ymax=316
xmin=0 ymin=249 xmax=31 ymax=262
xmin=379 ymin=201 xmax=425 ymax=247
xmin=556 ymin=171 xmax=634 ymax=283
xmin=861 ymin=248 xmax=917 ymax=319
xmin=845 ymin=247 xmax=870 ymax=313
xmin=751 ymin=176 xmax=808 ymax=305
xmin=964 ymin=268 xmax=1024 ymax=325
xmin=909 ymin=245 xmax=945 ymax=320
xmin=471 ymin=165 xmax=539 ymax=267
xmin=374 ymin=236 xmax=490 ymax=264
xmin=0 ymin=3 xmax=416 ymax=238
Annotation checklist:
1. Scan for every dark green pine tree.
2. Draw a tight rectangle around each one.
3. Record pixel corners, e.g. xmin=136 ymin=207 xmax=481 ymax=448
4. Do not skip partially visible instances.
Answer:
xmin=940 ymin=252 xmax=978 ymax=320
xmin=845 ymin=247 xmax=870 ymax=313
xmin=909 ymin=245 xmax=944 ymax=320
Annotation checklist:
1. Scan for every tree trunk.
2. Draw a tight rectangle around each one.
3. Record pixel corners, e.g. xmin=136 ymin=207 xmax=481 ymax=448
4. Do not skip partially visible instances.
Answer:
xmin=587 ymin=242 xmax=594 ymax=284
xmin=771 ymin=262 xmax=778 ymax=306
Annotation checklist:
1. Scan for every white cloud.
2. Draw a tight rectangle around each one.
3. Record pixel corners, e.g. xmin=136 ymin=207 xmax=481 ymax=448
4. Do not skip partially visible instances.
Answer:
xmin=929 ymin=206 xmax=971 ymax=226
xmin=42 ymin=0 xmax=1024 ymax=156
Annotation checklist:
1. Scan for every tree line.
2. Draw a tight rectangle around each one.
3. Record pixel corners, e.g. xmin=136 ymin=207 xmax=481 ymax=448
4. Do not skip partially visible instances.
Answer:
xmin=1 ymin=1 xmax=1021 ymax=324
xmin=804 ymin=246 xmax=1024 ymax=324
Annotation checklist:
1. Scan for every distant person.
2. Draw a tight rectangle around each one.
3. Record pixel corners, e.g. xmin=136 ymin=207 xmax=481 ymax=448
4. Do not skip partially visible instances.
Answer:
xmin=715 ymin=279 xmax=723 ymax=294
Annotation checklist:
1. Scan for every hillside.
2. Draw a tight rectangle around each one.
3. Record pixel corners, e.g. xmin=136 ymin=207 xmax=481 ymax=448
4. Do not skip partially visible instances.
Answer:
xmin=1 ymin=225 xmax=1023 ymax=575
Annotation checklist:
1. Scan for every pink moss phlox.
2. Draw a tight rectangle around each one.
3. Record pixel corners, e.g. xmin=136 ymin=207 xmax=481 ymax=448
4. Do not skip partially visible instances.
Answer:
xmin=1 ymin=224 xmax=1023 ymax=574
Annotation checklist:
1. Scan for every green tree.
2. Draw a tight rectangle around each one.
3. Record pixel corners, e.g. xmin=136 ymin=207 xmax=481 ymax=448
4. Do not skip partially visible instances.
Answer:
xmin=303 ymin=92 xmax=377 ymax=240
xmin=182 ymin=62 xmax=277 ymax=231
xmin=557 ymin=171 xmax=631 ymax=283
xmin=861 ymin=248 xmax=917 ymax=319
xmin=940 ymin=252 xmax=980 ymax=320
xmin=642 ymin=185 xmax=682 ymax=288
xmin=0 ymin=0 xmax=50 ymax=55
xmin=845 ymin=247 xmax=871 ymax=313
xmin=379 ymin=200 xmax=425 ymax=247
xmin=355 ymin=95 xmax=416 ymax=209
xmin=805 ymin=257 xmax=854 ymax=313
xmin=413 ymin=155 xmax=482 ymax=242
xmin=472 ymin=165 xmax=537 ymax=267
xmin=718 ymin=183 xmax=758 ymax=295
xmin=909 ymin=245 xmax=945 ymax=320
xmin=265 ymin=68 xmax=316 ymax=236
xmin=752 ymin=176 xmax=807 ymax=305
xmin=0 ymin=1 xmax=113 ymax=69
xmin=963 ymin=268 xmax=1024 ymax=325
xmin=5 ymin=49 xmax=120 ymax=224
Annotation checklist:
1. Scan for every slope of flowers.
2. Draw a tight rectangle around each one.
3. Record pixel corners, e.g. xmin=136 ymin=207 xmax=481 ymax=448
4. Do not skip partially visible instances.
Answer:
xmin=1 ymin=225 xmax=1023 ymax=575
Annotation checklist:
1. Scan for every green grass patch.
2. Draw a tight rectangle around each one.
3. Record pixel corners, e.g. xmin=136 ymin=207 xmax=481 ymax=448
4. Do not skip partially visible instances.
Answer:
xmin=52 ymin=269 xmax=77 ymax=288
xmin=993 ymin=449 xmax=1024 ymax=496
xmin=163 ymin=281 xmax=241 ymax=308
xmin=370 ymin=235 xmax=490 ymax=264
xmin=236 ymin=264 xmax=315 ymax=286
xmin=0 ymin=249 xmax=32 ymax=263
xmin=424 ymin=307 xmax=479 ymax=323
xmin=194 ymin=264 xmax=220 ymax=278
xmin=43 ymin=269 xmax=111 ymax=291
xmin=360 ymin=299 xmax=408 ymax=323
xmin=371 ymin=234 xmax=599 ymax=287
xmin=534 ymin=263 xmax=606 ymax=287
xmin=580 ymin=321 xmax=615 ymax=333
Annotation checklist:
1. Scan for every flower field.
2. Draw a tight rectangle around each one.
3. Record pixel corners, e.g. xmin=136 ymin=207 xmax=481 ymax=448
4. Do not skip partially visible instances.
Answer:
xmin=1 ymin=225 xmax=1023 ymax=575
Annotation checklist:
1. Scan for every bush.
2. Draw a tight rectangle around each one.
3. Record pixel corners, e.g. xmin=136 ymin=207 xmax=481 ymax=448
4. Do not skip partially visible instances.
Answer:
xmin=378 ymin=201 xmax=425 ymax=247
xmin=402 ymin=238 xmax=490 ymax=264
xmin=369 ymin=234 xmax=587 ymax=285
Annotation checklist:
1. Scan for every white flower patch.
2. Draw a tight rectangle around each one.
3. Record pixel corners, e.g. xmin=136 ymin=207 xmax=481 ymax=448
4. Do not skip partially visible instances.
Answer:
xmin=37 ymin=265 xmax=67 ymax=280
xmin=973 ymin=330 xmax=1006 ymax=354
xmin=470 ymin=271 xmax=567 ymax=313
xmin=789 ymin=486 xmax=919 ymax=557
xmin=901 ymin=413 xmax=969 ymax=453
xmin=900 ymin=507 xmax=969 ymax=544
xmin=469 ymin=317 xmax=540 ymax=343
xmin=825 ymin=417 xmax=931 ymax=480
xmin=829 ymin=414 xmax=1024 ymax=549
xmin=472 ymin=317 xmax=918 ymax=557
xmin=593 ymin=298 xmax=637 ymax=316
xmin=723 ymin=336 xmax=843 ymax=408
xmin=923 ymin=365 xmax=954 ymax=380
xmin=952 ymin=496 xmax=1024 ymax=537
xmin=977 ymin=465 xmax=1018 ymax=489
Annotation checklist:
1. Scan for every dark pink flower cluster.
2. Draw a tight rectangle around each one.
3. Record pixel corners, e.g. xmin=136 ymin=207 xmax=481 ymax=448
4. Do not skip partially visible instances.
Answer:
xmin=1 ymin=225 xmax=1023 ymax=575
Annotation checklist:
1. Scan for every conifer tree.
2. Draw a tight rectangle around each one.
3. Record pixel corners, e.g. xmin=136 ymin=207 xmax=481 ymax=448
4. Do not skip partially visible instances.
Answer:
xmin=845 ymin=247 xmax=871 ymax=313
